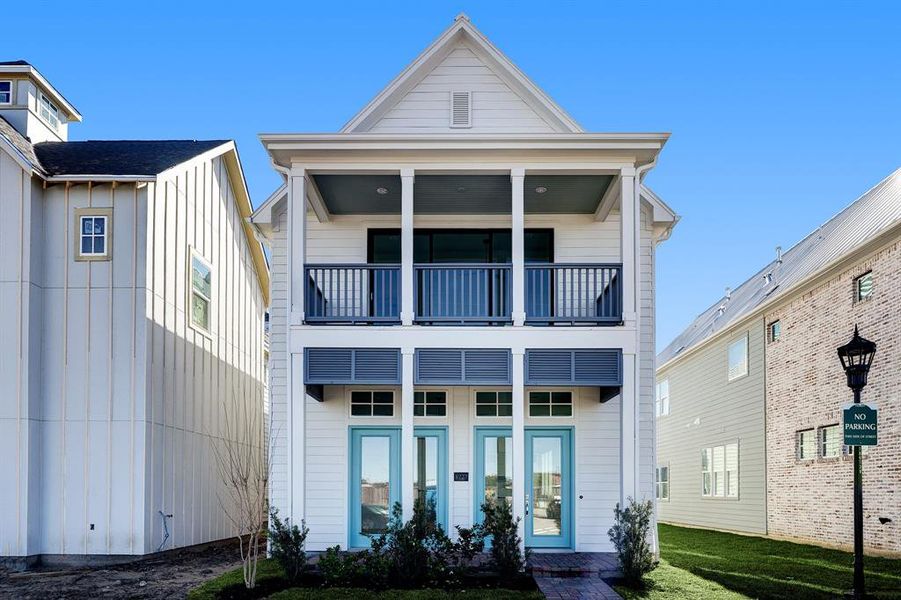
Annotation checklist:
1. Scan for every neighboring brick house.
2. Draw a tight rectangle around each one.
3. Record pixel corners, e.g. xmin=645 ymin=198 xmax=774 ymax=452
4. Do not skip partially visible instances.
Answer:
xmin=657 ymin=168 xmax=901 ymax=556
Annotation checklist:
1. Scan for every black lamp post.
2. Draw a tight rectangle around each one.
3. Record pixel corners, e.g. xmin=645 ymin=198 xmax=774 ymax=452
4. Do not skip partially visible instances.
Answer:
xmin=837 ymin=325 xmax=876 ymax=600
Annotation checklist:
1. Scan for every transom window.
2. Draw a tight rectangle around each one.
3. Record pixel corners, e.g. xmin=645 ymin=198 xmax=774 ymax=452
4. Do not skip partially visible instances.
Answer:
xmin=797 ymin=429 xmax=816 ymax=460
xmin=855 ymin=272 xmax=873 ymax=302
xmin=190 ymin=251 xmax=212 ymax=333
xmin=655 ymin=466 xmax=669 ymax=500
xmin=0 ymin=81 xmax=11 ymax=104
xmin=79 ymin=215 xmax=108 ymax=257
xmin=414 ymin=391 xmax=446 ymax=417
xmin=350 ymin=391 xmax=394 ymax=417
xmin=727 ymin=335 xmax=749 ymax=381
xmin=819 ymin=424 xmax=842 ymax=458
xmin=528 ymin=391 xmax=572 ymax=417
xmin=475 ymin=391 xmax=512 ymax=417
xmin=701 ymin=443 xmax=738 ymax=498
xmin=656 ymin=379 xmax=670 ymax=417
xmin=39 ymin=93 xmax=59 ymax=130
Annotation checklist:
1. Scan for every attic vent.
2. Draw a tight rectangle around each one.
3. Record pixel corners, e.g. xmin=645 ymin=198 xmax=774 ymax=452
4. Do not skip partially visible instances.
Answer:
xmin=450 ymin=91 xmax=472 ymax=128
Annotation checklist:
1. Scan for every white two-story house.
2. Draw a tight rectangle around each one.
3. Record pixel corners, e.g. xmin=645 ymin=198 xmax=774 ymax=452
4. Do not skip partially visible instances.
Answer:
xmin=252 ymin=15 xmax=677 ymax=553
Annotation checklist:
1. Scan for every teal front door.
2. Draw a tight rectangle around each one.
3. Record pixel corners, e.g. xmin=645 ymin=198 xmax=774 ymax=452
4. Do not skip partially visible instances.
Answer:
xmin=525 ymin=428 xmax=573 ymax=549
xmin=349 ymin=427 xmax=400 ymax=548
xmin=414 ymin=427 xmax=448 ymax=533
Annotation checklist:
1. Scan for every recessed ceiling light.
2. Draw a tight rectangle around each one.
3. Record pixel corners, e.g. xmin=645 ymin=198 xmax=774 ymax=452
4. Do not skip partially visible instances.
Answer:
xmin=457 ymin=186 xmax=467 ymax=193
xmin=535 ymin=186 xmax=548 ymax=194
xmin=376 ymin=187 xmax=389 ymax=195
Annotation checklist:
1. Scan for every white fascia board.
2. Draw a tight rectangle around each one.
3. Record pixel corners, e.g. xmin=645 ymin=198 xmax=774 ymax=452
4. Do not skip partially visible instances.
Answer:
xmin=640 ymin=184 xmax=678 ymax=223
xmin=594 ymin=174 xmax=621 ymax=221
xmin=251 ymin=183 xmax=288 ymax=226
xmin=0 ymin=134 xmax=37 ymax=173
xmin=1 ymin=64 xmax=83 ymax=121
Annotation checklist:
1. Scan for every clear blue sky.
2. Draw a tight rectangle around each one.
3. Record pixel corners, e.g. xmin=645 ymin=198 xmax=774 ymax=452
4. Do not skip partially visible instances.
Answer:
xmin=7 ymin=1 xmax=900 ymax=350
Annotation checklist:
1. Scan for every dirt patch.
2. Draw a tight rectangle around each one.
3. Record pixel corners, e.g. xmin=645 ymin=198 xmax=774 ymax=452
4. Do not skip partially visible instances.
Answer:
xmin=0 ymin=541 xmax=244 ymax=600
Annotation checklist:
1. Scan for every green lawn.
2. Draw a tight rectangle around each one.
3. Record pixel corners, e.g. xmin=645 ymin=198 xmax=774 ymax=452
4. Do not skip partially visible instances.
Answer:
xmin=617 ymin=524 xmax=901 ymax=599
xmin=269 ymin=589 xmax=541 ymax=600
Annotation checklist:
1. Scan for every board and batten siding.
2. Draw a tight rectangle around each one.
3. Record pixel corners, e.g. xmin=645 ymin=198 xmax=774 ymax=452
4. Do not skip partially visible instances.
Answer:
xmin=143 ymin=155 xmax=266 ymax=554
xmin=369 ymin=43 xmax=558 ymax=134
xmin=656 ymin=318 xmax=767 ymax=534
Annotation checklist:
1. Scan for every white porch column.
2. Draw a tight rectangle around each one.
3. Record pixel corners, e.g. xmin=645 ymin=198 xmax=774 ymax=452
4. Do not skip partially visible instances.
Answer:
xmin=288 ymin=171 xmax=307 ymax=325
xmin=619 ymin=167 xmax=637 ymax=326
xmin=620 ymin=353 xmax=637 ymax=505
xmin=290 ymin=349 xmax=306 ymax=522
xmin=401 ymin=348 xmax=415 ymax=521
xmin=401 ymin=168 xmax=415 ymax=326
xmin=511 ymin=168 xmax=526 ymax=326
xmin=511 ymin=349 xmax=526 ymax=552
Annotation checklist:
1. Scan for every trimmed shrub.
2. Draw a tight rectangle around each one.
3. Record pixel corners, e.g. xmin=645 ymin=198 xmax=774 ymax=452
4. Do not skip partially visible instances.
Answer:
xmin=608 ymin=497 xmax=658 ymax=586
xmin=269 ymin=510 xmax=310 ymax=584
xmin=480 ymin=499 xmax=527 ymax=578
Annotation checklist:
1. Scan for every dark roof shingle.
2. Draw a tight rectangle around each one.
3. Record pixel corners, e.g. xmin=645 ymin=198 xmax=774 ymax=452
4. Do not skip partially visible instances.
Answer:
xmin=33 ymin=140 xmax=228 ymax=176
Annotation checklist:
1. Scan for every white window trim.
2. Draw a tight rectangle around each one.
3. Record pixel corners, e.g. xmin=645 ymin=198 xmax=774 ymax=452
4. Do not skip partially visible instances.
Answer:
xmin=39 ymin=92 xmax=60 ymax=130
xmin=527 ymin=389 xmax=574 ymax=418
xmin=74 ymin=208 xmax=113 ymax=262
xmin=413 ymin=388 xmax=449 ymax=419
xmin=0 ymin=80 xmax=12 ymax=105
xmin=656 ymin=379 xmax=670 ymax=417
xmin=701 ymin=441 xmax=740 ymax=500
xmin=727 ymin=334 xmax=749 ymax=382
xmin=472 ymin=388 xmax=513 ymax=420
xmin=348 ymin=389 xmax=396 ymax=419
xmin=818 ymin=424 xmax=843 ymax=459
xmin=188 ymin=247 xmax=213 ymax=337
xmin=656 ymin=464 xmax=670 ymax=501
xmin=797 ymin=428 xmax=816 ymax=461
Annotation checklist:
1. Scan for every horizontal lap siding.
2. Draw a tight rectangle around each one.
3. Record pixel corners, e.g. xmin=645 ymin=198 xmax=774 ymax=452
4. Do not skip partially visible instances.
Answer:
xmin=656 ymin=318 xmax=767 ymax=534
xmin=370 ymin=45 xmax=557 ymax=134
xmin=268 ymin=209 xmax=290 ymax=524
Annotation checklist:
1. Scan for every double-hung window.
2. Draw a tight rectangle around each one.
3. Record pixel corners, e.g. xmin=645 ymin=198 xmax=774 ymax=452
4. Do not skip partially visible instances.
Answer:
xmin=819 ymin=424 xmax=842 ymax=458
xmin=0 ymin=81 xmax=11 ymax=104
xmin=727 ymin=335 xmax=749 ymax=381
xmin=656 ymin=466 xmax=670 ymax=500
xmin=528 ymin=391 xmax=572 ymax=417
xmin=414 ymin=391 xmax=446 ymax=417
xmin=797 ymin=429 xmax=816 ymax=460
xmin=350 ymin=391 xmax=394 ymax=417
xmin=656 ymin=379 xmax=670 ymax=417
xmin=702 ymin=443 xmax=739 ymax=498
xmin=475 ymin=391 xmax=512 ymax=417
xmin=39 ymin=93 xmax=59 ymax=129
xmin=190 ymin=251 xmax=212 ymax=333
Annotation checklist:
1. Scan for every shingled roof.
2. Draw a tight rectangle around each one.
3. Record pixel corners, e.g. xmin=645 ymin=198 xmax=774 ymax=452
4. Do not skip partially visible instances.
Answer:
xmin=658 ymin=167 xmax=901 ymax=366
xmin=33 ymin=139 xmax=228 ymax=176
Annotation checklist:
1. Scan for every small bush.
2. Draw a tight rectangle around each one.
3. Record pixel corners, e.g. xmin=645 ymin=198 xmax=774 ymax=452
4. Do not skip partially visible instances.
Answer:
xmin=269 ymin=510 xmax=310 ymax=584
xmin=608 ymin=497 xmax=658 ymax=586
xmin=480 ymin=499 xmax=527 ymax=578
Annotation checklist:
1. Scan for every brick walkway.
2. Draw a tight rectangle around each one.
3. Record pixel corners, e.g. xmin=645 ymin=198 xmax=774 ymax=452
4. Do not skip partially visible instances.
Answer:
xmin=528 ymin=553 xmax=622 ymax=599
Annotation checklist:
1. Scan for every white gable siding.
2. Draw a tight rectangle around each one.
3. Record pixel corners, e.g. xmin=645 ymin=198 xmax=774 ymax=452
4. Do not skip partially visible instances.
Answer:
xmin=369 ymin=44 xmax=558 ymax=134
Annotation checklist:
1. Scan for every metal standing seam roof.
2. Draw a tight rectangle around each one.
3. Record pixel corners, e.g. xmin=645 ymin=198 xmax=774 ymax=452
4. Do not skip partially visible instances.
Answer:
xmin=658 ymin=167 xmax=901 ymax=366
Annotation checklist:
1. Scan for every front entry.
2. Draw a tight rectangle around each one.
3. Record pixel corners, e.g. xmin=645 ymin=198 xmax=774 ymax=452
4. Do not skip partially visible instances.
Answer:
xmin=349 ymin=427 xmax=400 ymax=548
xmin=526 ymin=428 xmax=573 ymax=549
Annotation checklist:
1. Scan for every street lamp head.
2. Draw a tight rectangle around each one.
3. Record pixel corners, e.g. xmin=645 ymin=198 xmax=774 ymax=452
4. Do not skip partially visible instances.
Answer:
xmin=837 ymin=325 xmax=876 ymax=391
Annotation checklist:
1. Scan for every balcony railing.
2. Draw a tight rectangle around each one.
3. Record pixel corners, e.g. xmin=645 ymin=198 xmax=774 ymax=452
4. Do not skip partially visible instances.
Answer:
xmin=304 ymin=264 xmax=400 ymax=324
xmin=414 ymin=263 xmax=512 ymax=324
xmin=525 ymin=263 xmax=622 ymax=325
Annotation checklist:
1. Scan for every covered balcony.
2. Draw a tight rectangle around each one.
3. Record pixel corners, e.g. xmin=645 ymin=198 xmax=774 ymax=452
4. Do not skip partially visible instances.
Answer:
xmin=288 ymin=169 xmax=647 ymax=327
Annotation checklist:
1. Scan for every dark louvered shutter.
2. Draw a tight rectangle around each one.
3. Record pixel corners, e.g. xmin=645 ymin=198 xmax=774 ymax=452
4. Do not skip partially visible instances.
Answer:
xmin=305 ymin=348 xmax=400 ymax=384
xmin=526 ymin=349 xmax=621 ymax=386
xmin=463 ymin=349 xmax=511 ymax=384
xmin=415 ymin=349 xmax=511 ymax=385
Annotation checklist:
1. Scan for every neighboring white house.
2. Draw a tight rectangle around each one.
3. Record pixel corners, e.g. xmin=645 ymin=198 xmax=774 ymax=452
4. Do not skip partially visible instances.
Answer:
xmin=0 ymin=61 xmax=270 ymax=567
xmin=251 ymin=15 xmax=677 ymax=553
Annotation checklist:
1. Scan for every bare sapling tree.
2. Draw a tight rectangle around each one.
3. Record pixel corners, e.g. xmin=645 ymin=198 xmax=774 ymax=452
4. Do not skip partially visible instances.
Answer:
xmin=213 ymin=386 xmax=269 ymax=589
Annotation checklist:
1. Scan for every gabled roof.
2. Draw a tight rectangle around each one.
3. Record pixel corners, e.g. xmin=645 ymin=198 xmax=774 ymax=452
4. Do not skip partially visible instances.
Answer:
xmin=33 ymin=139 xmax=229 ymax=177
xmin=658 ymin=167 xmax=901 ymax=367
xmin=341 ymin=13 xmax=582 ymax=133
xmin=0 ymin=115 xmax=42 ymax=171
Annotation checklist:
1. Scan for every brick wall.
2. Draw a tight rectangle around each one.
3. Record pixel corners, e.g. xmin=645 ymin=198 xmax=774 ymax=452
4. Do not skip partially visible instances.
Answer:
xmin=765 ymin=235 xmax=900 ymax=555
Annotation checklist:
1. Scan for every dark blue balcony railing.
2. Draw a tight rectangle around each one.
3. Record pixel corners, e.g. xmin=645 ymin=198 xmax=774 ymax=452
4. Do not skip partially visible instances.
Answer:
xmin=304 ymin=264 xmax=400 ymax=324
xmin=525 ymin=263 xmax=622 ymax=325
xmin=414 ymin=263 xmax=512 ymax=324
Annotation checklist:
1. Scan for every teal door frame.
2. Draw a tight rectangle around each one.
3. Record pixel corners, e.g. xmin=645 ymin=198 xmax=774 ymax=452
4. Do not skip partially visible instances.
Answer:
xmin=472 ymin=426 xmax=513 ymax=527
xmin=348 ymin=427 xmax=401 ymax=548
xmin=414 ymin=426 xmax=448 ymax=533
xmin=525 ymin=427 xmax=574 ymax=549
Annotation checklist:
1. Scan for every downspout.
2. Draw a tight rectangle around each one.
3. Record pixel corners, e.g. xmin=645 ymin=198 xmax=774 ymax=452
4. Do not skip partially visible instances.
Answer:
xmin=634 ymin=158 xmax=658 ymax=555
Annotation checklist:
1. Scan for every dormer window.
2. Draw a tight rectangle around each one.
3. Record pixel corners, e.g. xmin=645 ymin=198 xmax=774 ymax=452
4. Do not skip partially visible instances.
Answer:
xmin=0 ymin=81 xmax=11 ymax=104
xmin=39 ymin=93 xmax=59 ymax=130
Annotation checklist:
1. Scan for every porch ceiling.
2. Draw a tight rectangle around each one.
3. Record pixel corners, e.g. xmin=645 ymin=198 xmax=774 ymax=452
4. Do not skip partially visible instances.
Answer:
xmin=310 ymin=174 xmax=613 ymax=215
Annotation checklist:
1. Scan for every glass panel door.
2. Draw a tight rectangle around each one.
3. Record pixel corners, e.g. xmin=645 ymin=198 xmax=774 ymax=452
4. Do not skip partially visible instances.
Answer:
xmin=414 ymin=427 xmax=448 ymax=532
xmin=473 ymin=428 xmax=513 ymax=527
xmin=350 ymin=428 xmax=400 ymax=548
xmin=526 ymin=428 xmax=572 ymax=548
